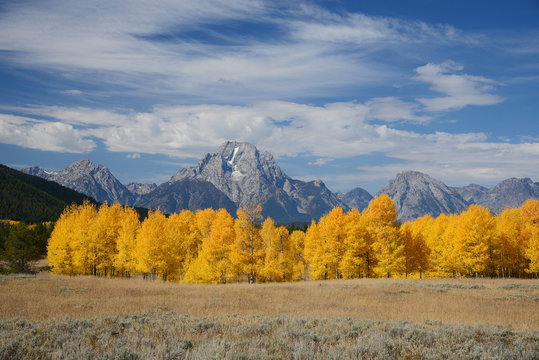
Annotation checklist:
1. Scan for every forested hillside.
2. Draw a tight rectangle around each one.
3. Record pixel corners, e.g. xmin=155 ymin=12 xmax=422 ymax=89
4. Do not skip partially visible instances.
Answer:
xmin=0 ymin=164 xmax=97 ymax=223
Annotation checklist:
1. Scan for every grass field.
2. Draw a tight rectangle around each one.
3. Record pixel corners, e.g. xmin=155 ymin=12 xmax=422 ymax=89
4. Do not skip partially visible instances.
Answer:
xmin=1 ymin=272 xmax=538 ymax=359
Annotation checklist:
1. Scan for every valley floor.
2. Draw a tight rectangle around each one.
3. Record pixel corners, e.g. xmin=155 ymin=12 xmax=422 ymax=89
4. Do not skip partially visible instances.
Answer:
xmin=0 ymin=273 xmax=538 ymax=359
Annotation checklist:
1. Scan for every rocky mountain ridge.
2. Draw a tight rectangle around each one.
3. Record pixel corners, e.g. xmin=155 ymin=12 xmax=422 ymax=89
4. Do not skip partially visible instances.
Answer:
xmin=169 ymin=141 xmax=343 ymax=222
xmin=21 ymin=142 xmax=538 ymax=222
xmin=23 ymin=159 xmax=134 ymax=205
xmin=377 ymin=171 xmax=469 ymax=222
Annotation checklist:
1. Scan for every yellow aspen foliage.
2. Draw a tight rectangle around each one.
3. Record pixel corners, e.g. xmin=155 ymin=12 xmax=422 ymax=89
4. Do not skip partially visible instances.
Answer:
xmin=47 ymin=204 xmax=81 ymax=275
xmin=340 ymin=208 xmax=373 ymax=279
xmin=114 ymin=206 xmax=140 ymax=278
xmin=260 ymin=218 xmax=283 ymax=282
xmin=303 ymin=220 xmax=329 ymax=280
xmin=363 ymin=194 xmax=403 ymax=278
xmin=454 ymin=205 xmax=497 ymax=277
xmin=135 ymin=209 xmax=176 ymax=280
xmin=289 ymin=230 xmax=307 ymax=281
xmin=167 ymin=210 xmax=203 ymax=280
xmin=520 ymin=199 xmax=539 ymax=275
xmin=497 ymin=208 xmax=528 ymax=277
xmin=196 ymin=208 xmax=216 ymax=241
xmin=185 ymin=208 xmax=235 ymax=283
xmin=321 ymin=207 xmax=347 ymax=279
xmin=231 ymin=205 xmax=264 ymax=283
xmin=400 ymin=222 xmax=430 ymax=278
xmin=69 ymin=201 xmax=98 ymax=275
xmin=90 ymin=203 xmax=125 ymax=277
xmin=414 ymin=214 xmax=453 ymax=277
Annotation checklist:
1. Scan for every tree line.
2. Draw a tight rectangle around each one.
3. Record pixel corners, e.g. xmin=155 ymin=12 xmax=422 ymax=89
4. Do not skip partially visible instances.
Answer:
xmin=47 ymin=195 xmax=539 ymax=282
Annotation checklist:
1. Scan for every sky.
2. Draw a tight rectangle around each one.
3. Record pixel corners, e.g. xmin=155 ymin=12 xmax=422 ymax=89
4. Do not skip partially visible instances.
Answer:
xmin=0 ymin=0 xmax=538 ymax=194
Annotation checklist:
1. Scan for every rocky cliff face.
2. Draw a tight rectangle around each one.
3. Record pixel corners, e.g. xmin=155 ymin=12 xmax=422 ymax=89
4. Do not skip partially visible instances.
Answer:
xmin=377 ymin=171 xmax=468 ymax=222
xmin=169 ymin=141 xmax=343 ymax=222
xmin=22 ymin=166 xmax=57 ymax=180
xmin=473 ymin=178 xmax=539 ymax=213
xmin=338 ymin=187 xmax=373 ymax=211
xmin=23 ymin=159 xmax=134 ymax=205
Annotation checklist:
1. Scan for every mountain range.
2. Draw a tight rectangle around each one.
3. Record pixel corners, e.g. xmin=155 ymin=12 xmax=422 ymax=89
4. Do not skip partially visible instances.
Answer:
xmin=20 ymin=141 xmax=538 ymax=222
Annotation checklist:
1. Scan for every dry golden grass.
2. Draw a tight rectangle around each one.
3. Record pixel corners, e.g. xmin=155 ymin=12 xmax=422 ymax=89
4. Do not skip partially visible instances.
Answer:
xmin=1 ymin=271 xmax=538 ymax=330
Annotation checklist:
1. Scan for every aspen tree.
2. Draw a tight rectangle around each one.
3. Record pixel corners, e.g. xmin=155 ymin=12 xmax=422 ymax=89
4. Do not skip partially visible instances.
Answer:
xmin=135 ymin=209 xmax=169 ymax=280
xmin=114 ymin=206 xmax=140 ymax=278
xmin=231 ymin=205 xmax=263 ymax=283
xmin=289 ymin=230 xmax=307 ymax=281
xmin=340 ymin=208 xmax=372 ymax=278
xmin=496 ymin=208 xmax=527 ymax=277
xmin=185 ymin=208 xmax=235 ymax=283
xmin=363 ymin=194 xmax=403 ymax=278
xmin=454 ymin=205 xmax=497 ymax=277
xmin=260 ymin=218 xmax=283 ymax=282
xmin=47 ymin=204 xmax=80 ymax=275
xmin=521 ymin=199 xmax=539 ymax=276
xmin=303 ymin=219 xmax=329 ymax=280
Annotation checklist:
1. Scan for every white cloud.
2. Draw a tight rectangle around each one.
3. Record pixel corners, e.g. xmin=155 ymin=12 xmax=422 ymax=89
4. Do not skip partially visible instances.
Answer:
xmin=366 ymin=97 xmax=431 ymax=123
xmin=60 ymin=89 xmax=84 ymax=96
xmin=127 ymin=153 xmax=141 ymax=159
xmin=415 ymin=61 xmax=504 ymax=111
xmin=289 ymin=11 xmax=462 ymax=45
xmin=2 ymin=96 xmax=537 ymax=190
xmin=0 ymin=114 xmax=95 ymax=153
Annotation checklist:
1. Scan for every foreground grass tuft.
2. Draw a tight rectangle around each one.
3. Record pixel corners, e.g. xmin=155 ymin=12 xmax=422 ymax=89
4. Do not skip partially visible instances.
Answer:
xmin=1 ymin=312 xmax=538 ymax=360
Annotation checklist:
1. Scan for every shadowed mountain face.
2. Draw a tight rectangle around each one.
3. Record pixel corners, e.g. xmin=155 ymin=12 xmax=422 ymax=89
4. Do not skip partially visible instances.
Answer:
xmin=453 ymin=184 xmax=488 ymax=203
xmin=169 ymin=141 xmax=344 ymax=222
xmin=135 ymin=179 xmax=237 ymax=215
xmin=377 ymin=171 xmax=468 ymax=222
xmin=23 ymin=159 xmax=134 ymax=205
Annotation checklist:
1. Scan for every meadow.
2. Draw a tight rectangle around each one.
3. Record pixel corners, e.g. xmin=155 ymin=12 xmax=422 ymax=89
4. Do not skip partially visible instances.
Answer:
xmin=1 ymin=272 xmax=538 ymax=359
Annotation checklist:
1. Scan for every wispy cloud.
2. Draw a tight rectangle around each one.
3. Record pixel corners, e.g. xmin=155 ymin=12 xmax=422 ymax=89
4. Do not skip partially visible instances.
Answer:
xmin=0 ymin=1 xmax=474 ymax=103
xmin=60 ymin=90 xmax=84 ymax=96
xmin=415 ymin=61 xmax=503 ymax=112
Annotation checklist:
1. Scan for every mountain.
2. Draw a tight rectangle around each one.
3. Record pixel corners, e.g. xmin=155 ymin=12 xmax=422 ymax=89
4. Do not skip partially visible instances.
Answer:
xmin=167 ymin=141 xmax=343 ymax=222
xmin=338 ymin=187 xmax=373 ymax=211
xmin=473 ymin=178 xmax=539 ymax=213
xmin=136 ymin=179 xmax=237 ymax=215
xmin=126 ymin=182 xmax=157 ymax=204
xmin=21 ymin=166 xmax=57 ymax=180
xmin=453 ymin=184 xmax=488 ymax=203
xmin=23 ymin=159 xmax=134 ymax=205
xmin=377 ymin=171 xmax=468 ymax=222
xmin=0 ymin=164 xmax=97 ymax=223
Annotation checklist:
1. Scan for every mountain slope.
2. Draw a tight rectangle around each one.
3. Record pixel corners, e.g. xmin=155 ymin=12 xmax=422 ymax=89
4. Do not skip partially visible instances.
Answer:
xmin=339 ymin=187 xmax=373 ymax=211
xmin=377 ymin=171 xmax=468 ymax=222
xmin=169 ymin=141 xmax=342 ymax=222
xmin=0 ymin=164 xmax=97 ymax=222
xmin=136 ymin=179 xmax=237 ymax=215
xmin=453 ymin=184 xmax=488 ymax=203
xmin=475 ymin=178 xmax=539 ymax=213
xmin=23 ymin=159 xmax=134 ymax=205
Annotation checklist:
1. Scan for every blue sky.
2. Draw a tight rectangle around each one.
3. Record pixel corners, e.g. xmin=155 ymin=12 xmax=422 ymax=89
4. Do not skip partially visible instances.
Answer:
xmin=1 ymin=0 xmax=538 ymax=194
